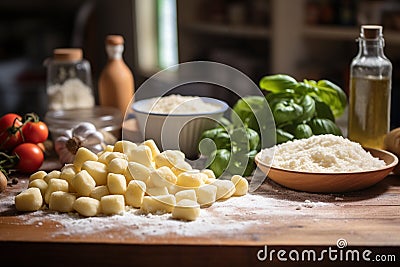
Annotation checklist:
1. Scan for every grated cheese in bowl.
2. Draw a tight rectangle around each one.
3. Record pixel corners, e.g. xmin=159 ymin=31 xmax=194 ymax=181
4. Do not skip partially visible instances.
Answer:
xmin=260 ymin=134 xmax=386 ymax=173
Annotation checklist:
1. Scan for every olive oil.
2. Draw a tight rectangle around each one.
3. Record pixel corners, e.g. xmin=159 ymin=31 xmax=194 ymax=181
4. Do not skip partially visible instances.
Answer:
xmin=348 ymin=76 xmax=391 ymax=149
xmin=348 ymin=25 xmax=392 ymax=149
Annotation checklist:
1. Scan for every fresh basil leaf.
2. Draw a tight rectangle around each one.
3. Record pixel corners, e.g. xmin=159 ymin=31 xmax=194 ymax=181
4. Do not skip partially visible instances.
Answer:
xmin=308 ymin=80 xmax=347 ymax=118
xmin=200 ymin=128 xmax=226 ymax=141
xmin=259 ymin=74 xmax=298 ymax=93
xmin=243 ymin=150 xmax=258 ymax=176
xmin=214 ymin=132 xmax=231 ymax=150
xmin=295 ymin=81 xmax=317 ymax=95
xmin=308 ymin=118 xmax=342 ymax=136
xmin=273 ymin=100 xmax=303 ymax=126
xmin=315 ymin=100 xmax=335 ymax=121
xmin=246 ymin=128 xmax=260 ymax=151
xmin=231 ymin=96 xmax=268 ymax=133
xmin=294 ymin=95 xmax=316 ymax=124
xmin=276 ymin=128 xmax=294 ymax=144
xmin=266 ymin=89 xmax=296 ymax=106
xmin=209 ymin=149 xmax=231 ymax=177
xmin=293 ymin=123 xmax=313 ymax=139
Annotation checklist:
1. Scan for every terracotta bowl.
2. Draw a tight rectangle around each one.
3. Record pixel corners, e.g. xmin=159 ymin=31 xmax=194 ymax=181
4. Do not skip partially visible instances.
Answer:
xmin=255 ymin=148 xmax=398 ymax=193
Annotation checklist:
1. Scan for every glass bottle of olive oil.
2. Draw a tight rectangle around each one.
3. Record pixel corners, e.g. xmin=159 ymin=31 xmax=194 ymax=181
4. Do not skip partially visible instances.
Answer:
xmin=348 ymin=25 xmax=392 ymax=149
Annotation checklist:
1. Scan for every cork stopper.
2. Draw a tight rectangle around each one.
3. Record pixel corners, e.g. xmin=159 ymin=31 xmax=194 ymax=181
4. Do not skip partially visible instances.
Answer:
xmin=53 ymin=48 xmax=83 ymax=61
xmin=106 ymin=35 xmax=124 ymax=45
xmin=361 ymin=25 xmax=383 ymax=39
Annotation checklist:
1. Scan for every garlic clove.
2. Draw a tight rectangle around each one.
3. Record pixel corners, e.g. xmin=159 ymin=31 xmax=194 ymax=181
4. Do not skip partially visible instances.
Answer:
xmin=84 ymin=132 xmax=104 ymax=146
xmin=55 ymin=136 xmax=70 ymax=153
xmin=91 ymin=144 xmax=105 ymax=154
xmin=73 ymin=122 xmax=97 ymax=137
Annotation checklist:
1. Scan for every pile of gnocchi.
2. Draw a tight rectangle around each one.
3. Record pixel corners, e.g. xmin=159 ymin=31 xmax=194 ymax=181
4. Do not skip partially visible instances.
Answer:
xmin=15 ymin=140 xmax=248 ymax=221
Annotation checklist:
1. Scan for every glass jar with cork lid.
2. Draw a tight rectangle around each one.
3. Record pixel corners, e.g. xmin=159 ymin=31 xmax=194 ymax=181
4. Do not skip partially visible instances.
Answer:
xmin=45 ymin=48 xmax=95 ymax=111
xmin=348 ymin=25 xmax=392 ymax=149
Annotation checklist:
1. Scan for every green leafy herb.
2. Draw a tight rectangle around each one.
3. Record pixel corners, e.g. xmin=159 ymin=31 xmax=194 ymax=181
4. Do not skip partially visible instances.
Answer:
xmin=276 ymin=128 xmax=294 ymax=143
xmin=259 ymin=74 xmax=298 ymax=93
xmin=200 ymin=74 xmax=347 ymax=177
xmin=260 ymin=74 xmax=346 ymax=144
xmin=308 ymin=118 xmax=342 ymax=136
xmin=232 ymin=96 xmax=268 ymax=133
xmin=293 ymin=123 xmax=313 ymax=139
xmin=305 ymin=79 xmax=347 ymax=118
xmin=199 ymin=121 xmax=261 ymax=178
xmin=209 ymin=149 xmax=230 ymax=178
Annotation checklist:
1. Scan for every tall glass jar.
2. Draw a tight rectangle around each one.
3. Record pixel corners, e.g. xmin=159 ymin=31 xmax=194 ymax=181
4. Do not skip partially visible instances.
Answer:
xmin=45 ymin=48 xmax=95 ymax=111
xmin=348 ymin=25 xmax=392 ymax=149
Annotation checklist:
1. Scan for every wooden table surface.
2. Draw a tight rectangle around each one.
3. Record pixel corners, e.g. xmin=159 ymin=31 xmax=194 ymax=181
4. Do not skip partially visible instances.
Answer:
xmin=1 ymin=161 xmax=400 ymax=267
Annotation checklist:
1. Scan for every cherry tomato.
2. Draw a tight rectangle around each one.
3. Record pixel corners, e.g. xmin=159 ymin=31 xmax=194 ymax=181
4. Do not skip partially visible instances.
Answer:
xmin=12 ymin=143 xmax=44 ymax=173
xmin=22 ymin=121 xmax=49 ymax=144
xmin=0 ymin=113 xmax=23 ymax=151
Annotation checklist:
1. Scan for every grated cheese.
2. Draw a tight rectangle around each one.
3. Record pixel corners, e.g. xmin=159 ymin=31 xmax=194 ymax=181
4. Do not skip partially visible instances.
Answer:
xmin=260 ymin=134 xmax=386 ymax=173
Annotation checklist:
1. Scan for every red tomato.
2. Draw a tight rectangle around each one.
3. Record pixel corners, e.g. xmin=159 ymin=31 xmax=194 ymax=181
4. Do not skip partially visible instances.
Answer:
xmin=0 ymin=113 xmax=23 ymax=151
xmin=22 ymin=121 xmax=49 ymax=144
xmin=12 ymin=143 xmax=44 ymax=173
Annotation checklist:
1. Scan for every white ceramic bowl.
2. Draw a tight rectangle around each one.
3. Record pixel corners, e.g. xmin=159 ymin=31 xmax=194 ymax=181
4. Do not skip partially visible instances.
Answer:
xmin=132 ymin=97 xmax=228 ymax=158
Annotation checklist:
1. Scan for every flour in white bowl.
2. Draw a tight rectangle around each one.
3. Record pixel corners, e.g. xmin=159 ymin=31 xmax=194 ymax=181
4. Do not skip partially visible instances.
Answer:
xmin=146 ymin=95 xmax=220 ymax=114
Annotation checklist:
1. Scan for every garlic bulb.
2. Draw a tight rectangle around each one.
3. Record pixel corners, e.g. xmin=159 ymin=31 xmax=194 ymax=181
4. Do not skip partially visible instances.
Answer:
xmin=55 ymin=122 xmax=104 ymax=164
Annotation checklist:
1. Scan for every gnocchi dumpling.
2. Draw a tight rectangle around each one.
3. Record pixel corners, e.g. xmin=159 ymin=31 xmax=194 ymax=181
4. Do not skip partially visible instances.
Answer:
xmin=73 ymin=197 xmax=101 ymax=217
xmin=49 ymin=191 xmax=76 ymax=213
xmin=125 ymin=180 xmax=146 ymax=208
xmin=101 ymin=195 xmax=125 ymax=215
xmin=141 ymin=195 xmax=176 ymax=214
xmin=15 ymin=188 xmax=43 ymax=211
xmin=172 ymin=199 xmax=201 ymax=221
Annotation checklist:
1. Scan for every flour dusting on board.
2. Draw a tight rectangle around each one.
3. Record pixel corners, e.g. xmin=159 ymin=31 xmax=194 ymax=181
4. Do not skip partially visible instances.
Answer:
xmin=0 ymin=192 xmax=331 ymax=238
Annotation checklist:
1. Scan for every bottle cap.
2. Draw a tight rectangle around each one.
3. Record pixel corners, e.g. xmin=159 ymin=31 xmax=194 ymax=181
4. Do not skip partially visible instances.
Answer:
xmin=53 ymin=48 xmax=83 ymax=61
xmin=106 ymin=35 xmax=124 ymax=45
xmin=361 ymin=25 xmax=383 ymax=39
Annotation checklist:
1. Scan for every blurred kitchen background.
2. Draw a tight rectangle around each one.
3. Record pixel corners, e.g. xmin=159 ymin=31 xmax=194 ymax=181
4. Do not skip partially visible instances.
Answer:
xmin=1 ymin=0 xmax=400 ymax=128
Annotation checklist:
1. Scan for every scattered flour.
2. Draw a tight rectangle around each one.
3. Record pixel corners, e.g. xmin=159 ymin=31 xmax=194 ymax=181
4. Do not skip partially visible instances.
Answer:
xmin=0 ymin=192 xmax=332 ymax=238
xmin=295 ymin=199 xmax=326 ymax=210
xmin=260 ymin=134 xmax=386 ymax=173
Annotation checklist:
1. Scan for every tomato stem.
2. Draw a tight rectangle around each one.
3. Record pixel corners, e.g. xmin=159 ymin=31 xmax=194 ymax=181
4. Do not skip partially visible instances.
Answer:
xmin=23 ymin=113 xmax=40 ymax=123
xmin=0 ymin=151 xmax=18 ymax=177
xmin=1 ymin=112 xmax=42 ymax=173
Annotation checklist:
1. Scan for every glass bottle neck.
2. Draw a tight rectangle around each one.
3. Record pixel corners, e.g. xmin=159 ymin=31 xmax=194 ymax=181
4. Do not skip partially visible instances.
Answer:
xmin=358 ymin=37 xmax=385 ymax=58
